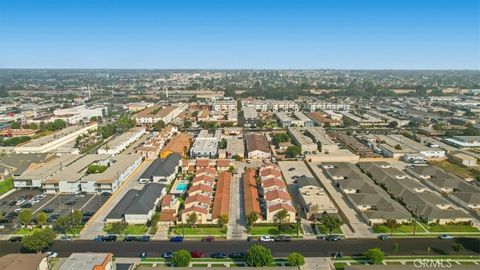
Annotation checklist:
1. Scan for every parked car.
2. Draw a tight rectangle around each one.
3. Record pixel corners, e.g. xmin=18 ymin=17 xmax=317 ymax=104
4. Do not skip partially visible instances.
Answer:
xmin=8 ymin=236 xmax=23 ymax=242
xmin=229 ymin=252 xmax=246 ymax=259
xmin=60 ymin=236 xmax=73 ymax=241
xmin=331 ymin=251 xmax=344 ymax=258
xmin=288 ymin=167 xmax=295 ymax=171
xmin=162 ymin=252 xmax=174 ymax=259
xmin=94 ymin=236 xmax=103 ymax=242
xmin=42 ymin=208 xmax=54 ymax=213
xmin=201 ymin=236 xmax=214 ymax=242
xmin=190 ymin=250 xmax=204 ymax=258
xmin=46 ymin=252 xmax=58 ymax=258
xmin=316 ymin=234 xmax=325 ymax=240
xmin=47 ymin=214 xmax=60 ymax=222
xmin=274 ymin=235 xmax=291 ymax=242
xmin=211 ymin=252 xmax=226 ymax=259
xmin=9 ymin=201 xmax=17 ymax=206
xmin=136 ymin=235 xmax=150 ymax=242
xmin=169 ymin=236 xmax=184 ymax=242
xmin=15 ymin=200 xmax=25 ymax=206
xmin=14 ymin=208 xmax=22 ymax=213
xmin=378 ymin=234 xmax=389 ymax=240
xmin=326 ymin=235 xmax=341 ymax=241
xmin=83 ymin=211 xmax=94 ymax=217
xmin=259 ymin=236 xmax=275 ymax=242
xmin=102 ymin=235 xmax=117 ymax=242
xmin=21 ymin=203 xmax=33 ymax=208
xmin=65 ymin=200 xmax=76 ymax=206
xmin=140 ymin=252 xmax=147 ymax=259
xmin=123 ymin=236 xmax=136 ymax=242
xmin=75 ymin=193 xmax=86 ymax=198
xmin=439 ymin=234 xmax=454 ymax=240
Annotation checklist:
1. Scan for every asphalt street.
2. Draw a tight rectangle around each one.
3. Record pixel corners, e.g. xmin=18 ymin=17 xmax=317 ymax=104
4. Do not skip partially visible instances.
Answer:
xmin=1 ymin=238 xmax=479 ymax=258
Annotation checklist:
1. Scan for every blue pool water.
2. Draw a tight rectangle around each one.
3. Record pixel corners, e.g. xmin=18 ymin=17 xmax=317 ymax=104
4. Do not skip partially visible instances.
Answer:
xmin=176 ymin=183 xmax=188 ymax=192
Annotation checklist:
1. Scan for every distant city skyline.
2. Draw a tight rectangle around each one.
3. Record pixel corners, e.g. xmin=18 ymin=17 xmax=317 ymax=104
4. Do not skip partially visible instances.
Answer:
xmin=0 ymin=0 xmax=479 ymax=70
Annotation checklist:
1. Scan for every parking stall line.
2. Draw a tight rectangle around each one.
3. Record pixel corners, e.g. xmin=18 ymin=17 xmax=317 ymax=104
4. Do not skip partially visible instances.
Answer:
xmin=33 ymin=194 xmax=59 ymax=214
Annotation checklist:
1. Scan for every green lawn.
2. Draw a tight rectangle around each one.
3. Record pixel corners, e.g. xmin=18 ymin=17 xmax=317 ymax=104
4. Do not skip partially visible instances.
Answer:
xmin=250 ymin=224 xmax=301 ymax=236
xmin=171 ymin=226 xmax=226 ymax=236
xmin=0 ymin=177 xmax=14 ymax=196
xmin=313 ymin=224 xmax=343 ymax=235
xmin=426 ymin=224 xmax=480 ymax=233
xmin=103 ymin=224 xmax=148 ymax=235
xmin=372 ymin=222 xmax=427 ymax=234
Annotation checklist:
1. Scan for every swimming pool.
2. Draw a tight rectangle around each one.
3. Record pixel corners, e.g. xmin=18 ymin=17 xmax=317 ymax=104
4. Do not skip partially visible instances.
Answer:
xmin=175 ymin=183 xmax=188 ymax=192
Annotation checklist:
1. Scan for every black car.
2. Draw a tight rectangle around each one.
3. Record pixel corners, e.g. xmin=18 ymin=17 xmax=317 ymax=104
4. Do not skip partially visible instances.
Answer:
xmin=229 ymin=252 xmax=245 ymax=259
xmin=42 ymin=208 xmax=54 ymax=213
xmin=9 ymin=201 xmax=17 ymax=206
xmin=211 ymin=252 xmax=226 ymax=259
xmin=21 ymin=203 xmax=33 ymax=208
xmin=100 ymin=192 xmax=111 ymax=197
xmin=102 ymin=235 xmax=117 ymax=242
xmin=47 ymin=214 xmax=60 ymax=222
xmin=83 ymin=211 xmax=94 ymax=217
xmin=326 ymin=235 xmax=341 ymax=241
xmin=65 ymin=200 xmax=76 ymax=206
xmin=136 ymin=235 xmax=150 ymax=242
xmin=123 ymin=236 xmax=136 ymax=242
xmin=5 ymin=212 xmax=18 ymax=219
xmin=81 ymin=216 xmax=91 ymax=223
xmin=275 ymin=235 xmax=291 ymax=242
xmin=8 ymin=236 xmax=23 ymax=242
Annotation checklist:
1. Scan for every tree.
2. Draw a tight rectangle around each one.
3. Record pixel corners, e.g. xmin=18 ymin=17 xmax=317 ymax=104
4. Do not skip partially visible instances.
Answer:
xmin=21 ymin=228 xmax=56 ymax=253
xmin=172 ymin=250 xmax=192 ymax=267
xmin=256 ymin=119 xmax=265 ymax=128
xmin=394 ymin=144 xmax=402 ymax=150
xmin=29 ymin=123 xmax=38 ymax=130
xmin=217 ymin=214 xmax=229 ymax=228
xmin=245 ymin=244 xmax=274 ymax=267
xmin=55 ymin=215 xmax=72 ymax=236
xmin=232 ymin=154 xmax=242 ymax=162
xmin=10 ymin=122 xmax=21 ymax=129
xmin=107 ymin=221 xmax=128 ymax=235
xmin=384 ymin=219 xmax=400 ymax=235
xmin=153 ymin=120 xmax=166 ymax=131
xmin=287 ymin=252 xmax=305 ymax=266
xmin=19 ymin=209 xmax=33 ymax=227
xmin=285 ymin=146 xmax=302 ymax=158
xmin=452 ymin=243 xmax=464 ymax=252
xmin=343 ymin=118 xmax=353 ymax=127
xmin=365 ymin=248 xmax=385 ymax=264
xmin=183 ymin=120 xmax=192 ymax=128
xmin=388 ymin=121 xmax=399 ymax=128
xmin=36 ymin=212 xmax=48 ymax=227
xmin=246 ymin=212 xmax=259 ymax=231
xmin=319 ymin=214 xmax=343 ymax=236
xmin=219 ymin=138 xmax=227 ymax=149
xmin=70 ymin=210 xmax=83 ymax=236
xmin=272 ymin=133 xmax=290 ymax=145
xmin=186 ymin=212 xmax=198 ymax=228
xmin=274 ymin=209 xmax=289 ymax=225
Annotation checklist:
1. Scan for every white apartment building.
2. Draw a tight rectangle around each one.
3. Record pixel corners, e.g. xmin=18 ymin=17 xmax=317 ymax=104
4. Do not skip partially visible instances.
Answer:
xmin=98 ymin=127 xmax=145 ymax=156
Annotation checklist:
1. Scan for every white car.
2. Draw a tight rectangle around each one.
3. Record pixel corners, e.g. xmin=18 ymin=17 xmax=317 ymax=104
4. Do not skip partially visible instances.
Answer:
xmin=30 ymin=199 xmax=40 ymax=204
xmin=15 ymin=200 xmax=25 ymax=206
xmin=46 ymin=252 xmax=58 ymax=258
xmin=259 ymin=236 xmax=275 ymax=242
xmin=439 ymin=234 xmax=454 ymax=240
xmin=14 ymin=208 xmax=22 ymax=213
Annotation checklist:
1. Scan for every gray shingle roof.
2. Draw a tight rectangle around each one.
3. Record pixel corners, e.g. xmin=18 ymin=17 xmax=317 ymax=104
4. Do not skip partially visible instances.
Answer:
xmin=140 ymin=153 xmax=181 ymax=180
xmin=106 ymin=189 xmax=140 ymax=220
xmin=125 ymin=183 xmax=165 ymax=215
xmin=296 ymin=176 xmax=320 ymax=188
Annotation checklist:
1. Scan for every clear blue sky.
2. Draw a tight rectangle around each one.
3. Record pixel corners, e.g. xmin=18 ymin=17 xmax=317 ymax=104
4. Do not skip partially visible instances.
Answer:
xmin=0 ymin=0 xmax=479 ymax=69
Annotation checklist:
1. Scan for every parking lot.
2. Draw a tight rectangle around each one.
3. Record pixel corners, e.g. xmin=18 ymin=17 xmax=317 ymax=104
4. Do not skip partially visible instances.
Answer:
xmin=0 ymin=189 xmax=110 ymax=235
xmin=278 ymin=160 xmax=315 ymax=207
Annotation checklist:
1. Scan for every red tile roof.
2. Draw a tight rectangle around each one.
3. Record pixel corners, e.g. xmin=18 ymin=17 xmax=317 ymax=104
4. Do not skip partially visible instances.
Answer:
xmin=159 ymin=209 xmax=177 ymax=222
xmin=268 ymin=203 xmax=296 ymax=213
xmin=243 ymin=168 xmax=262 ymax=218
xmin=262 ymin=178 xmax=287 ymax=189
xmin=184 ymin=193 xmax=211 ymax=206
xmin=188 ymin=183 xmax=213 ymax=194
xmin=192 ymin=174 xmax=215 ymax=184
xmin=161 ymin=195 xmax=173 ymax=207
xmin=212 ymin=172 xmax=232 ymax=220
xmin=216 ymin=159 xmax=231 ymax=168
xmin=265 ymin=189 xmax=291 ymax=201
xmin=183 ymin=205 xmax=209 ymax=215
xmin=196 ymin=159 xmax=210 ymax=167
